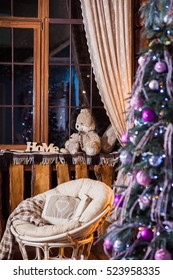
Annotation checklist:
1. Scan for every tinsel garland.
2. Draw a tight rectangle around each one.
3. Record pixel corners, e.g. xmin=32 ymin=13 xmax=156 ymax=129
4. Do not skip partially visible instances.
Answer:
xmin=127 ymin=52 xmax=151 ymax=128
xmin=164 ymin=50 xmax=173 ymax=100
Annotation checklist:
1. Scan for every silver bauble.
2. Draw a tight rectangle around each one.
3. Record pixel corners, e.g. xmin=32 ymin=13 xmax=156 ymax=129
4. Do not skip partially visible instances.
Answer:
xmin=120 ymin=151 xmax=132 ymax=164
xmin=148 ymin=155 xmax=163 ymax=167
xmin=113 ymin=239 xmax=126 ymax=253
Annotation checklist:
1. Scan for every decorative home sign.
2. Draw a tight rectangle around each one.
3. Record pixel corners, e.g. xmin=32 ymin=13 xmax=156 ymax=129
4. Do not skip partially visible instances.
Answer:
xmin=25 ymin=142 xmax=59 ymax=153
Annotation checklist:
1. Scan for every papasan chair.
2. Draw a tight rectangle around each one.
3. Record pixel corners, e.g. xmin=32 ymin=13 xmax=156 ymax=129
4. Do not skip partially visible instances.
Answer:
xmin=10 ymin=178 xmax=114 ymax=260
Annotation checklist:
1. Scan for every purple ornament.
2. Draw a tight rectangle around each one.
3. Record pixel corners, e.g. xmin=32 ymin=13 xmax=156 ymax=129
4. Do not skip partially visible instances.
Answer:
xmin=154 ymin=61 xmax=167 ymax=73
xmin=130 ymin=96 xmax=144 ymax=110
xmin=142 ymin=108 xmax=156 ymax=122
xmin=154 ymin=248 xmax=171 ymax=260
xmin=136 ymin=170 xmax=151 ymax=186
xmin=121 ymin=132 xmax=130 ymax=144
xmin=104 ymin=238 xmax=113 ymax=250
xmin=139 ymin=227 xmax=153 ymax=241
xmin=114 ymin=193 xmax=124 ymax=207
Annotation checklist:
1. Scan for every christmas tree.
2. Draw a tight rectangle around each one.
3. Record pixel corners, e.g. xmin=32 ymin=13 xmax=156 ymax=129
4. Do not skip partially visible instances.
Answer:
xmin=103 ymin=0 xmax=173 ymax=260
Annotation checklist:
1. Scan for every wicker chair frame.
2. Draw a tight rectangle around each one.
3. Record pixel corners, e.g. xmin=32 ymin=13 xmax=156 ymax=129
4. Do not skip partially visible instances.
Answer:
xmin=10 ymin=205 xmax=112 ymax=260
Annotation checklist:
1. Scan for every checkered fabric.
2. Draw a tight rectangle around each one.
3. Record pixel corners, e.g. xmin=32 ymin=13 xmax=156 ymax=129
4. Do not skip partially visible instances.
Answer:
xmin=0 ymin=198 xmax=45 ymax=260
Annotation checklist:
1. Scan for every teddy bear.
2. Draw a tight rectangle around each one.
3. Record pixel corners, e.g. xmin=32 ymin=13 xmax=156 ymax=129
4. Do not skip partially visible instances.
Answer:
xmin=60 ymin=133 xmax=80 ymax=155
xmin=60 ymin=109 xmax=101 ymax=156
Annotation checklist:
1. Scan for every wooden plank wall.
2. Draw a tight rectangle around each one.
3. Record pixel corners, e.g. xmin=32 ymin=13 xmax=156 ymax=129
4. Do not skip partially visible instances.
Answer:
xmin=9 ymin=162 xmax=114 ymax=214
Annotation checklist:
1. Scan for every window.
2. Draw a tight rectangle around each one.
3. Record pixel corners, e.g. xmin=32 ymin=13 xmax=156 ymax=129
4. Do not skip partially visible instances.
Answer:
xmin=0 ymin=0 xmax=110 ymax=149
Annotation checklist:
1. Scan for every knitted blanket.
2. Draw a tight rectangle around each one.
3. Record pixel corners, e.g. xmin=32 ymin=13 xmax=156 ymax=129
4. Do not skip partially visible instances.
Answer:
xmin=0 ymin=198 xmax=45 ymax=260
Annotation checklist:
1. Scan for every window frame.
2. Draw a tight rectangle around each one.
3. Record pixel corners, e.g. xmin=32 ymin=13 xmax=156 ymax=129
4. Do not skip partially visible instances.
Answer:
xmin=0 ymin=0 xmax=108 ymax=150
xmin=0 ymin=2 xmax=45 ymax=149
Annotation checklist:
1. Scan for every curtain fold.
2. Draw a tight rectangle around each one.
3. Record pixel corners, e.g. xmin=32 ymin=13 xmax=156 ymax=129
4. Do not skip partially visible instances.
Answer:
xmin=80 ymin=0 xmax=133 ymax=142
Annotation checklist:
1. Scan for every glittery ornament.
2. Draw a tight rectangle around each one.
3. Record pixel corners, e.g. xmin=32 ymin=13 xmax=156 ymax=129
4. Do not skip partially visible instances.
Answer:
xmin=121 ymin=132 xmax=130 ymax=144
xmin=134 ymin=118 xmax=144 ymax=126
xmin=120 ymin=151 xmax=132 ymax=164
xmin=164 ymin=14 xmax=173 ymax=24
xmin=104 ymin=238 xmax=113 ymax=250
xmin=138 ymin=227 xmax=153 ymax=241
xmin=138 ymin=195 xmax=151 ymax=210
xmin=148 ymin=80 xmax=159 ymax=90
xmin=148 ymin=155 xmax=163 ymax=167
xmin=154 ymin=248 xmax=171 ymax=260
xmin=114 ymin=193 xmax=124 ymax=207
xmin=113 ymin=239 xmax=126 ymax=253
xmin=130 ymin=134 xmax=136 ymax=144
xmin=130 ymin=95 xmax=144 ymax=110
xmin=142 ymin=108 xmax=156 ymax=122
xmin=136 ymin=170 xmax=151 ymax=186
xmin=154 ymin=61 xmax=167 ymax=73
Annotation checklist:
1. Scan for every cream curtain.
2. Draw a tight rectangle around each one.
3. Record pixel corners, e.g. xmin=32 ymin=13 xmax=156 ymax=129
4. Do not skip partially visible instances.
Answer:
xmin=80 ymin=0 xmax=133 ymax=142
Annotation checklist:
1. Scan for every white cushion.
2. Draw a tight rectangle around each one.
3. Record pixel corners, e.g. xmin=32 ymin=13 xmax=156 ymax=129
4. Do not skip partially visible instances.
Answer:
xmin=35 ymin=178 xmax=113 ymax=223
xmin=13 ymin=179 xmax=114 ymax=237
xmin=73 ymin=194 xmax=91 ymax=220
xmin=13 ymin=219 xmax=80 ymax=237
xmin=41 ymin=195 xmax=80 ymax=225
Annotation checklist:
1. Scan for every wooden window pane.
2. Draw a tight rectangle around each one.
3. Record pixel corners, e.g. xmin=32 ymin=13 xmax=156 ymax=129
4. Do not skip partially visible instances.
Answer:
xmin=71 ymin=0 xmax=82 ymax=19
xmin=48 ymin=107 xmax=68 ymax=147
xmin=0 ymin=28 xmax=11 ymax=62
xmin=0 ymin=0 xmax=11 ymax=16
xmin=14 ymin=107 xmax=33 ymax=144
xmin=13 ymin=0 xmax=38 ymax=18
xmin=14 ymin=65 xmax=33 ymax=105
xmin=49 ymin=65 xmax=69 ymax=106
xmin=0 ymin=65 xmax=12 ymax=105
xmin=49 ymin=0 xmax=82 ymax=19
xmin=49 ymin=24 xmax=70 ymax=64
xmin=71 ymin=25 xmax=90 ymax=64
xmin=14 ymin=29 xmax=34 ymax=63
xmin=0 ymin=108 xmax=12 ymax=144
xmin=71 ymin=65 xmax=90 ymax=107
xmin=49 ymin=0 xmax=70 ymax=19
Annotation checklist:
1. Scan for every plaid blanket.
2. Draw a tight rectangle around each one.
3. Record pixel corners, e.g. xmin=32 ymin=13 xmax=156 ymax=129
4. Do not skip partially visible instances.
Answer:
xmin=0 ymin=198 xmax=46 ymax=260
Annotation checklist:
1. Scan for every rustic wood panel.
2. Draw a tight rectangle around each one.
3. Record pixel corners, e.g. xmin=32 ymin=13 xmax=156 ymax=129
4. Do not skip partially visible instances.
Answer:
xmin=75 ymin=163 xmax=88 ymax=179
xmin=32 ymin=164 xmax=51 ymax=196
xmin=9 ymin=164 xmax=24 ymax=212
xmin=101 ymin=165 xmax=114 ymax=187
xmin=56 ymin=162 xmax=70 ymax=184
xmin=94 ymin=165 xmax=113 ymax=188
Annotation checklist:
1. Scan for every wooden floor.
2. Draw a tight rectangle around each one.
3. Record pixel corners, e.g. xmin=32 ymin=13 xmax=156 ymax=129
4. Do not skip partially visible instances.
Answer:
xmin=12 ymin=239 xmax=108 ymax=260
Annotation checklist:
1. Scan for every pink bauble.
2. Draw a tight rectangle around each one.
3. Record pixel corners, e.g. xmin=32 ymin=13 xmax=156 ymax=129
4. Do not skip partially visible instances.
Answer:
xmin=136 ymin=170 xmax=151 ymax=186
xmin=154 ymin=249 xmax=171 ymax=260
xmin=121 ymin=132 xmax=130 ymax=144
xmin=142 ymin=108 xmax=156 ymax=122
xmin=104 ymin=238 xmax=113 ymax=250
xmin=114 ymin=193 xmax=124 ymax=207
xmin=154 ymin=61 xmax=167 ymax=73
xmin=139 ymin=227 xmax=153 ymax=241
xmin=149 ymin=80 xmax=159 ymax=90
xmin=130 ymin=96 xmax=144 ymax=110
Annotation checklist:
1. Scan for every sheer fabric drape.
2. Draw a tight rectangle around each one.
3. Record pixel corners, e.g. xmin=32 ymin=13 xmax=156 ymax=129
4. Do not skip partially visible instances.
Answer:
xmin=80 ymin=0 xmax=133 ymax=142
